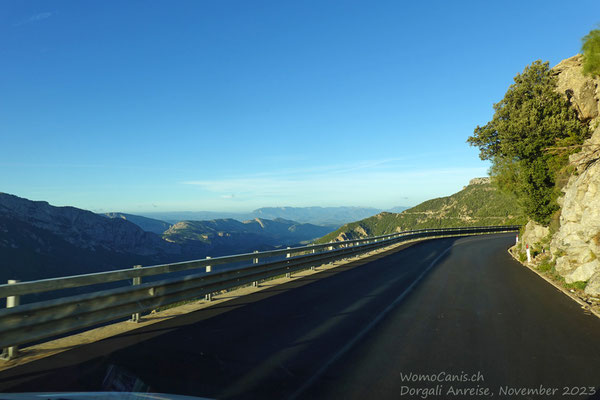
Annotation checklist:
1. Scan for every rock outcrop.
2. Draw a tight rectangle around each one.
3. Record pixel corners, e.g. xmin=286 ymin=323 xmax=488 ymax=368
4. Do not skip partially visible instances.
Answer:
xmin=517 ymin=55 xmax=600 ymax=293
xmin=550 ymin=125 xmax=600 ymax=291
xmin=518 ymin=220 xmax=550 ymax=252
xmin=469 ymin=177 xmax=491 ymax=185
xmin=553 ymin=54 xmax=600 ymax=127
xmin=549 ymin=56 xmax=600 ymax=292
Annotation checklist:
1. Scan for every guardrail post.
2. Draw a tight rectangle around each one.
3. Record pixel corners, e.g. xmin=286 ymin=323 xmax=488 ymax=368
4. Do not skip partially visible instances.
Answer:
xmin=526 ymin=245 xmax=531 ymax=263
xmin=285 ymin=247 xmax=293 ymax=278
xmin=285 ymin=246 xmax=292 ymax=278
xmin=130 ymin=266 xmax=142 ymax=323
xmin=205 ymin=257 xmax=213 ymax=300
xmin=204 ymin=256 xmax=214 ymax=300
xmin=253 ymin=250 xmax=259 ymax=264
xmin=1 ymin=280 xmax=20 ymax=360
xmin=252 ymin=251 xmax=259 ymax=287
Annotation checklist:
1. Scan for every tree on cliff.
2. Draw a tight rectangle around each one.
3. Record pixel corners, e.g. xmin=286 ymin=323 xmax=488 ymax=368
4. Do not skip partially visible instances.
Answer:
xmin=582 ymin=28 xmax=600 ymax=77
xmin=467 ymin=60 xmax=588 ymax=225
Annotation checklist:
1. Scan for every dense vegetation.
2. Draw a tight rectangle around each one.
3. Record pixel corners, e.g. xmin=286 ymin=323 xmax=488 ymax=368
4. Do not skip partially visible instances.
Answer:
xmin=317 ymin=182 xmax=526 ymax=243
xmin=582 ymin=28 xmax=600 ymax=77
xmin=467 ymin=61 xmax=588 ymax=225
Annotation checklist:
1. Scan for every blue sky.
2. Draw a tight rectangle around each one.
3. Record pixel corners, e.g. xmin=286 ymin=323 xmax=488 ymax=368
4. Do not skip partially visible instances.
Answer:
xmin=1 ymin=1 xmax=599 ymax=213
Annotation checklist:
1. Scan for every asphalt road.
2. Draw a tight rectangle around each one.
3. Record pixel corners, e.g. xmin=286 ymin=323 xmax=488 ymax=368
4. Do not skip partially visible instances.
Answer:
xmin=1 ymin=233 xmax=600 ymax=399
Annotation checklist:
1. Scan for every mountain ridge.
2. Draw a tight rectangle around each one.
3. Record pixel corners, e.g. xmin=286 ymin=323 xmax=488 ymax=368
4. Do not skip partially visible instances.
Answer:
xmin=0 ymin=193 xmax=189 ymax=287
xmin=0 ymin=193 xmax=339 ymax=283
xmin=163 ymin=217 xmax=335 ymax=248
xmin=101 ymin=212 xmax=172 ymax=235
xmin=0 ymin=193 xmax=177 ymax=257
xmin=139 ymin=206 xmax=403 ymax=226
xmin=317 ymin=180 xmax=526 ymax=243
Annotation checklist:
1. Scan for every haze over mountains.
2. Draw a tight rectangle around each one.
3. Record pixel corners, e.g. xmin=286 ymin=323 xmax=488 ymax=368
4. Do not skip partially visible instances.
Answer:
xmin=139 ymin=206 xmax=407 ymax=227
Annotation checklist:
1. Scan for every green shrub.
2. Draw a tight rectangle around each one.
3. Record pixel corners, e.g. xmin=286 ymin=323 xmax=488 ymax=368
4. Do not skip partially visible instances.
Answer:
xmin=565 ymin=281 xmax=588 ymax=291
xmin=537 ymin=259 xmax=555 ymax=273
xmin=549 ymin=210 xmax=561 ymax=235
xmin=582 ymin=29 xmax=600 ymax=77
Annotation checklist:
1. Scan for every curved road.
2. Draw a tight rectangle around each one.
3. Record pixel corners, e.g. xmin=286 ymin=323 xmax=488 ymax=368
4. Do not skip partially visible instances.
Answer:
xmin=1 ymin=233 xmax=600 ymax=399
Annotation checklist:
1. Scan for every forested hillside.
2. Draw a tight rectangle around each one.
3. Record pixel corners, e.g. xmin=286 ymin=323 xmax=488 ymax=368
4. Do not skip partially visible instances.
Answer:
xmin=317 ymin=179 xmax=526 ymax=242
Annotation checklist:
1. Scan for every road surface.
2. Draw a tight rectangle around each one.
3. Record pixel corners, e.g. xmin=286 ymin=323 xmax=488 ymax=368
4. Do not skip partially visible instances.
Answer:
xmin=1 ymin=233 xmax=600 ymax=399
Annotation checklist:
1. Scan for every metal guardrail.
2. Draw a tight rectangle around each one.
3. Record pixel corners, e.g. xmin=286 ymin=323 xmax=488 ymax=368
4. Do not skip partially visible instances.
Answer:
xmin=0 ymin=225 xmax=519 ymax=359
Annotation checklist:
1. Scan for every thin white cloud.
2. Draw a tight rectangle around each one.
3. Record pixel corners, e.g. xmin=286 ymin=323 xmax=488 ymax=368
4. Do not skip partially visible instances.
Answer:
xmin=215 ymin=156 xmax=432 ymax=181
xmin=182 ymin=167 xmax=487 ymax=191
xmin=14 ymin=12 xmax=54 ymax=26
xmin=180 ymin=165 xmax=489 ymax=208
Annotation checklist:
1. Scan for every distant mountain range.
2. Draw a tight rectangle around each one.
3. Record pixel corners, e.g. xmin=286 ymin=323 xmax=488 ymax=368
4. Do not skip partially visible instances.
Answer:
xmin=317 ymin=178 xmax=527 ymax=243
xmin=1 ymin=181 xmax=523 ymax=288
xmin=163 ymin=218 xmax=335 ymax=251
xmin=0 ymin=193 xmax=184 ymax=287
xmin=252 ymin=207 xmax=385 ymax=226
xmin=0 ymin=193 xmax=340 ymax=285
xmin=101 ymin=213 xmax=336 ymax=248
xmin=139 ymin=206 xmax=407 ymax=227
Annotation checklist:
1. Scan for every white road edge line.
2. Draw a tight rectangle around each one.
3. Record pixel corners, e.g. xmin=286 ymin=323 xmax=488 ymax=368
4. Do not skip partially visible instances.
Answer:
xmin=287 ymin=244 xmax=454 ymax=400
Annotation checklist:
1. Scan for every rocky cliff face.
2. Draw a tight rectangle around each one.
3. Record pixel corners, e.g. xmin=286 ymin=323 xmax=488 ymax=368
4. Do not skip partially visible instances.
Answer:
xmin=0 ymin=193 xmax=179 ymax=256
xmin=550 ymin=56 xmax=600 ymax=293
xmin=550 ymin=125 xmax=600 ymax=293
xmin=0 ymin=193 xmax=191 ymax=283
xmin=519 ymin=55 xmax=600 ymax=294
xmin=553 ymin=54 xmax=600 ymax=127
